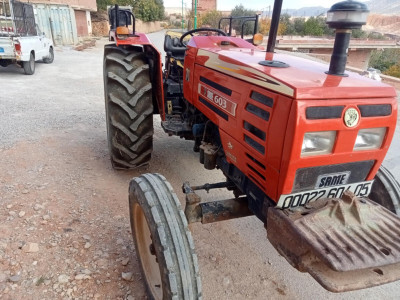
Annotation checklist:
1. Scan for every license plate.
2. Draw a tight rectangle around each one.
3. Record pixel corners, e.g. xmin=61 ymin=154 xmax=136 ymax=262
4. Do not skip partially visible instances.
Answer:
xmin=0 ymin=47 xmax=4 ymax=53
xmin=277 ymin=180 xmax=374 ymax=209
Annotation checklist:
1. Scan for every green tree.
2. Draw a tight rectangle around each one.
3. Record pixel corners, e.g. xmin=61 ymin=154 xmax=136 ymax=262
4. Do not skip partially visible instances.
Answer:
xmin=198 ymin=10 xmax=222 ymax=28
xmin=230 ymin=4 xmax=256 ymax=35
xmin=96 ymin=0 xmax=165 ymax=21
xmin=352 ymin=29 xmax=367 ymax=39
xmin=133 ymin=0 xmax=164 ymax=21
xmin=367 ymin=32 xmax=387 ymax=40
xmin=96 ymin=0 xmax=132 ymax=11
xmin=384 ymin=64 xmax=400 ymax=78
xmin=259 ymin=18 xmax=271 ymax=35
xmin=280 ymin=13 xmax=295 ymax=35
xmin=303 ymin=17 xmax=324 ymax=36
xmin=370 ymin=49 xmax=400 ymax=72
xmin=293 ymin=17 xmax=305 ymax=36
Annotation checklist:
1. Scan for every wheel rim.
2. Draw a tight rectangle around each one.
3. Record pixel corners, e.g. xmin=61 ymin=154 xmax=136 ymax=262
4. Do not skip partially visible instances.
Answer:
xmin=133 ymin=203 xmax=163 ymax=299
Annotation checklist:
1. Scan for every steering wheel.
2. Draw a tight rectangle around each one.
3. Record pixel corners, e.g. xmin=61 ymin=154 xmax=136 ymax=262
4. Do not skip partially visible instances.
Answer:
xmin=179 ymin=28 xmax=227 ymax=46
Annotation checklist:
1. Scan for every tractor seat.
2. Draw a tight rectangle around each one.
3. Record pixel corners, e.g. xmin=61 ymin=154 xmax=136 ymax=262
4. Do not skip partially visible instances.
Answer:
xmin=164 ymin=35 xmax=186 ymax=60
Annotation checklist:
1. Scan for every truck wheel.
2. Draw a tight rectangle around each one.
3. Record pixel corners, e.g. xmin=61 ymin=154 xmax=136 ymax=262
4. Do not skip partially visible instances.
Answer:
xmin=369 ymin=166 xmax=400 ymax=216
xmin=43 ymin=47 xmax=54 ymax=64
xmin=129 ymin=173 xmax=202 ymax=300
xmin=104 ymin=45 xmax=153 ymax=169
xmin=23 ymin=52 xmax=35 ymax=75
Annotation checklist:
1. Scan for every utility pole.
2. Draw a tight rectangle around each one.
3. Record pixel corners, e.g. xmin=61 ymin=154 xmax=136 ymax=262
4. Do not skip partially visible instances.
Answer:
xmin=182 ymin=0 xmax=184 ymax=31
xmin=194 ymin=0 xmax=197 ymax=29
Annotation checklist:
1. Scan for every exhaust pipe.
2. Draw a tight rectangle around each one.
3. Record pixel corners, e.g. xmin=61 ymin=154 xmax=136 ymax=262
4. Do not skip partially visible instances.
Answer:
xmin=326 ymin=1 xmax=369 ymax=76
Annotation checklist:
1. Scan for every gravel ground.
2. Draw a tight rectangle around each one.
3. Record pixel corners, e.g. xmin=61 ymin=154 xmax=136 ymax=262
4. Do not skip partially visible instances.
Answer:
xmin=0 ymin=32 xmax=400 ymax=300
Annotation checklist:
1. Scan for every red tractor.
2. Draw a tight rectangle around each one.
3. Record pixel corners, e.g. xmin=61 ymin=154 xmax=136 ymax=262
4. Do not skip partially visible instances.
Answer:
xmin=104 ymin=1 xmax=400 ymax=298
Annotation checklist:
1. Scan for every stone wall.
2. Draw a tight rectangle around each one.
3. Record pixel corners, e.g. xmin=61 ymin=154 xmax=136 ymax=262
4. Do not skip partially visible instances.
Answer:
xmin=92 ymin=19 xmax=162 ymax=37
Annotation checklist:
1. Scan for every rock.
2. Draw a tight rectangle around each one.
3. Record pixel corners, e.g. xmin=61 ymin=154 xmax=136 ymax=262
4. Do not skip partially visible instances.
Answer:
xmin=22 ymin=242 xmax=39 ymax=253
xmin=0 ymin=241 xmax=7 ymax=250
xmin=82 ymin=235 xmax=91 ymax=241
xmin=127 ymin=296 xmax=135 ymax=300
xmin=66 ymin=288 xmax=73 ymax=297
xmin=8 ymin=211 xmax=16 ymax=217
xmin=58 ymin=274 xmax=70 ymax=284
xmin=223 ymin=277 xmax=231 ymax=287
xmin=84 ymin=242 xmax=91 ymax=249
xmin=32 ymin=261 xmax=38 ymax=266
xmin=71 ymin=241 xmax=79 ymax=249
xmin=96 ymin=258 xmax=108 ymax=268
xmin=43 ymin=215 xmax=50 ymax=220
xmin=121 ymin=272 xmax=133 ymax=281
xmin=33 ymin=204 xmax=44 ymax=211
xmin=81 ymin=269 xmax=92 ymax=275
xmin=121 ymin=258 xmax=130 ymax=266
xmin=22 ymin=189 xmax=29 ymax=194
xmin=18 ymin=211 xmax=26 ymax=218
xmin=9 ymin=275 xmax=21 ymax=282
xmin=75 ymin=274 xmax=91 ymax=280
xmin=6 ymin=204 xmax=13 ymax=209
xmin=0 ymin=273 xmax=8 ymax=283
xmin=116 ymin=238 xmax=123 ymax=245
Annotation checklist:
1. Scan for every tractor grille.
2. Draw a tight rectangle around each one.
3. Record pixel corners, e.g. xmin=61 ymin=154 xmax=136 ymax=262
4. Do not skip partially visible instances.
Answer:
xmin=357 ymin=104 xmax=392 ymax=117
xmin=243 ymin=90 xmax=274 ymax=188
xmin=306 ymin=106 xmax=344 ymax=120
xmin=293 ymin=161 xmax=375 ymax=193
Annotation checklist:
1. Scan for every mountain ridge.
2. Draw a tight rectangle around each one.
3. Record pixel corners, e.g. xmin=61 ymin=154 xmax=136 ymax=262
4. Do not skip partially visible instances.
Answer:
xmin=282 ymin=0 xmax=400 ymax=16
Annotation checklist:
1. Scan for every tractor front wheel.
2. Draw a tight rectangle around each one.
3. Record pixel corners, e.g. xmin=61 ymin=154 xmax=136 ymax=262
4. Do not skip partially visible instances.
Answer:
xmin=369 ymin=165 xmax=400 ymax=216
xmin=129 ymin=173 xmax=202 ymax=300
xmin=104 ymin=45 xmax=153 ymax=169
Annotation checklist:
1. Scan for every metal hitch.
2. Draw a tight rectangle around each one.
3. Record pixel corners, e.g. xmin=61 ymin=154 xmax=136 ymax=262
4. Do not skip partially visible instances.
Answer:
xmin=267 ymin=190 xmax=400 ymax=292
xmin=183 ymin=182 xmax=253 ymax=224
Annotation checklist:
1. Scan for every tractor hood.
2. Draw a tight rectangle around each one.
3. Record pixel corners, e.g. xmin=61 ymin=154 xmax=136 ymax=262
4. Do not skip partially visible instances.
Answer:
xmin=188 ymin=36 xmax=396 ymax=100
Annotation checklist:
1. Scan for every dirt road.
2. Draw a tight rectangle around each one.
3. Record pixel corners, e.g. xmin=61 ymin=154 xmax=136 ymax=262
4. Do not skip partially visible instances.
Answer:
xmin=1 ymin=32 xmax=400 ymax=300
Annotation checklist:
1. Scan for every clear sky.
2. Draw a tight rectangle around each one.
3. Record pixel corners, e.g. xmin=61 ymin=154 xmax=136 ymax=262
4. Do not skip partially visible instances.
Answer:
xmin=164 ymin=0 xmax=368 ymax=10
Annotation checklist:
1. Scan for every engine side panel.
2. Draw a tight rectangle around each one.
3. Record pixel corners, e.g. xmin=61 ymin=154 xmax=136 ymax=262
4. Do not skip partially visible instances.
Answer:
xmin=188 ymin=63 xmax=292 ymax=200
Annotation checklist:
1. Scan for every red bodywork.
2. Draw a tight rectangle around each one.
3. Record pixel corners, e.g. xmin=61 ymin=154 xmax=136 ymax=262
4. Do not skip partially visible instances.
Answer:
xmin=182 ymin=35 xmax=397 ymax=203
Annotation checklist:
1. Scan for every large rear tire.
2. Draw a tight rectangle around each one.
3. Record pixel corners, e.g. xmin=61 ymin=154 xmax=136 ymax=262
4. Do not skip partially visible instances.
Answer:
xmin=104 ymin=45 xmax=153 ymax=169
xmin=129 ymin=173 xmax=202 ymax=300
xmin=369 ymin=166 xmax=400 ymax=216
xmin=23 ymin=52 xmax=35 ymax=75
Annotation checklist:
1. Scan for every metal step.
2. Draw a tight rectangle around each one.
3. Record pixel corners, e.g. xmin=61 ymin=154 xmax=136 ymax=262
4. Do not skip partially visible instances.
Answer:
xmin=267 ymin=190 xmax=400 ymax=292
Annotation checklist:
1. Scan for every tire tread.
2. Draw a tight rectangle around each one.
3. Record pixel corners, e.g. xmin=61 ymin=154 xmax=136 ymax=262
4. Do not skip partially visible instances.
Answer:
xmin=129 ymin=173 xmax=202 ymax=299
xmin=104 ymin=45 xmax=153 ymax=169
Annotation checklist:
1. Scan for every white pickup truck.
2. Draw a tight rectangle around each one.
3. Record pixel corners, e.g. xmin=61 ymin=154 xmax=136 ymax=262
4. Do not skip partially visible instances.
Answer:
xmin=0 ymin=0 xmax=54 ymax=75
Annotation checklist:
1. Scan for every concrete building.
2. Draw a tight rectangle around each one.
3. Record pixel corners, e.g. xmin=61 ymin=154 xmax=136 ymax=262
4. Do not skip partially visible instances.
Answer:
xmin=194 ymin=0 xmax=216 ymax=12
xmin=20 ymin=0 xmax=96 ymax=44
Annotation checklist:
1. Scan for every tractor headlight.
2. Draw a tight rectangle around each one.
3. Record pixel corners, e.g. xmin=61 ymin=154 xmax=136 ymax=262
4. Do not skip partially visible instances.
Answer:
xmin=301 ymin=131 xmax=336 ymax=157
xmin=354 ymin=127 xmax=386 ymax=151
